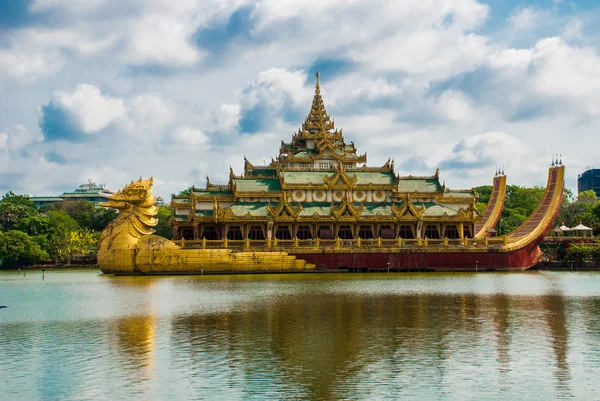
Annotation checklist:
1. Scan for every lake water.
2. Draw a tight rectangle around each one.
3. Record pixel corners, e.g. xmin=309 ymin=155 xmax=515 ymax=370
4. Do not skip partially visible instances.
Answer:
xmin=1 ymin=269 xmax=600 ymax=400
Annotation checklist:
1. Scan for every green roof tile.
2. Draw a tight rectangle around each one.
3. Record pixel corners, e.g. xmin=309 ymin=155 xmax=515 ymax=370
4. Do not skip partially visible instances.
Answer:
xmin=398 ymin=178 xmax=441 ymax=192
xmin=234 ymin=179 xmax=281 ymax=192
xmin=444 ymin=191 xmax=474 ymax=198
xmin=299 ymin=202 xmax=331 ymax=216
xmin=192 ymin=190 xmax=234 ymax=197
xmin=229 ymin=202 xmax=271 ymax=216
xmin=353 ymin=172 xmax=396 ymax=185
xmin=194 ymin=210 xmax=213 ymax=217
xmin=417 ymin=202 xmax=460 ymax=217
xmin=360 ymin=203 xmax=394 ymax=216
xmin=282 ymin=171 xmax=396 ymax=185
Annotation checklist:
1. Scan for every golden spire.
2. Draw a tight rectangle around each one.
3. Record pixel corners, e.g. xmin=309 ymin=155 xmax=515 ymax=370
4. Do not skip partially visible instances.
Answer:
xmin=315 ymin=70 xmax=320 ymax=94
xmin=301 ymin=71 xmax=336 ymax=137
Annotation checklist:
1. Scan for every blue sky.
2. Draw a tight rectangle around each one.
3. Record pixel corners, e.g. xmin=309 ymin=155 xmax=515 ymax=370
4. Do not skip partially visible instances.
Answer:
xmin=0 ymin=0 xmax=599 ymax=198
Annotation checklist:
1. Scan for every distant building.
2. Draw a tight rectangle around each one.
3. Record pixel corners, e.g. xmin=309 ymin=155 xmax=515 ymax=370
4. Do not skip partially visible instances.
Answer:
xmin=578 ymin=168 xmax=600 ymax=199
xmin=29 ymin=181 xmax=114 ymax=208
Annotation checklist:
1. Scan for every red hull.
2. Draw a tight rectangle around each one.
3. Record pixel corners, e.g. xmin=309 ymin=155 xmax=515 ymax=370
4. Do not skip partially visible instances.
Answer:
xmin=292 ymin=241 xmax=543 ymax=271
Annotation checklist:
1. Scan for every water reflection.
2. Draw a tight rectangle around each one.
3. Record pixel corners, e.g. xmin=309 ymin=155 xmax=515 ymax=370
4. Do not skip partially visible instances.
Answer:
xmin=107 ymin=277 xmax=158 ymax=397
xmin=168 ymin=289 xmax=576 ymax=400
xmin=1 ymin=271 xmax=600 ymax=400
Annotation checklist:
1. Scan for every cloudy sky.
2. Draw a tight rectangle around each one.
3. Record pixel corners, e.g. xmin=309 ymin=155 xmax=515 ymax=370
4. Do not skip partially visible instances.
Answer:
xmin=0 ymin=0 xmax=598 ymax=198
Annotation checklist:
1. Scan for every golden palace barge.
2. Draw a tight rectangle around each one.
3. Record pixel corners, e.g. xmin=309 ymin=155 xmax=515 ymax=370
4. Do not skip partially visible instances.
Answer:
xmin=97 ymin=73 xmax=564 ymax=275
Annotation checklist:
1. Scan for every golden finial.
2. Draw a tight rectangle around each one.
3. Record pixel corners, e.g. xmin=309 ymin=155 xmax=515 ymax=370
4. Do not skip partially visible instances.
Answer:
xmin=315 ymin=70 xmax=320 ymax=94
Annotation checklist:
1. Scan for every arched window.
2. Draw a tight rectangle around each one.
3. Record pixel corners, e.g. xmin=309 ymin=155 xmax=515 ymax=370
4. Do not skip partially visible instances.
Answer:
xmin=358 ymin=225 xmax=374 ymax=239
xmin=399 ymin=225 xmax=414 ymax=239
xmin=202 ymin=226 xmax=218 ymax=240
xmin=227 ymin=226 xmax=243 ymax=240
xmin=444 ymin=225 xmax=459 ymax=239
xmin=338 ymin=225 xmax=353 ymax=239
xmin=297 ymin=225 xmax=312 ymax=240
xmin=425 ymin=225 xmax=440 ymax=239
xmin=181 ymin=227 xmax=194 ymax=240
xmin=248 ymin=226 xmax=265 ymax=240
xmin=463 ymin=226 xmax=472 ymax=238
xmin=379 ymin=225 xmax=393 ymax=239
xmin=317 ymin=226 xmax=333 ymax=239
xmin=276 ymin=226 xmax=292 ymax=240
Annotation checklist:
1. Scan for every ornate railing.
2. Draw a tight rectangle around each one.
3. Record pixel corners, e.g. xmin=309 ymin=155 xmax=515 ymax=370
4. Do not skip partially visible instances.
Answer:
xmin=173 ymin=235 xmax=509 ymax=251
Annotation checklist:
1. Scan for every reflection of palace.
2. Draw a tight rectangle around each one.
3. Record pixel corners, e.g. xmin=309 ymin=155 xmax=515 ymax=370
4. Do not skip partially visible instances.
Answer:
xmin=166 ymin=283 xmax=576 ymax=400
xmin=172 ymin=72 xmax=481 ymax=243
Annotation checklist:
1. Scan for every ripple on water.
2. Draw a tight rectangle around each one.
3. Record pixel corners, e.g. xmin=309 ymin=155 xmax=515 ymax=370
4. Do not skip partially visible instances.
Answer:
xmin=1 ymin=270 xmax=600 ymax=400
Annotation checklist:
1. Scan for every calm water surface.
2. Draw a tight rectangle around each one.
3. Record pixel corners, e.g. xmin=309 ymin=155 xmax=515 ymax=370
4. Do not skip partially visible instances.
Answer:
xmin=1 ymin=269 xmax=600 ymax=400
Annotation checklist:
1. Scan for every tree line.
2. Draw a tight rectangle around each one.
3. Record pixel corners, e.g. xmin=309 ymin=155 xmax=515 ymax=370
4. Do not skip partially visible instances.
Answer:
xmin=0 ymin=192 xmax=172 ymax=268
xmin=1 ymin=186 xmax=598 ymax=268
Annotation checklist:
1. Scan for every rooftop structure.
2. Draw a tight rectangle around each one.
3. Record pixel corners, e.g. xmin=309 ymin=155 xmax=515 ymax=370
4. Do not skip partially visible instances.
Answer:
xmin=172 ymin=73 xmax=488 ymax=243
xmin=29 ymin=181 xmax=113 ymax=208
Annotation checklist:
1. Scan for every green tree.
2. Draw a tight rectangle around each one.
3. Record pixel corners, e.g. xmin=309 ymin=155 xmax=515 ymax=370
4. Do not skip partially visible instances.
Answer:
xmin=13 ymin=215 xmax=53 ymax=236
xmin=594 ymin=202 xmax=600 ymax=222
xmin=578 ymin=189 xmax=598 ymax=204
xmin=54 ymin=229 xmax=99 ymax=264
xmin=0 ymin=192 xmax=38 ymax=231
xmin=556 ymin=189 xmax=599 ymax=230
xmin=46 ymin=210 xmax=80 ymax=261
xmin=155 ymin=205 xmax=173 ymax=239
xmin=42 ymin=199 xmax=118 ymax=231
xmin=0 ymin=230 xmax=48 ymax=267
xmin=565 ymin=242 xmax=595 ymax=264
xmin=89 ymin=207 xmax=118 ymax=231
xmin=475 ymin=185 xmax=492 ymax=205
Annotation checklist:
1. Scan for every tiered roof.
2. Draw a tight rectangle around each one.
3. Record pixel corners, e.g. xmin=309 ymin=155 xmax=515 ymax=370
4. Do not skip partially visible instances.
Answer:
xmin=277 ymin=71 xmax=366 ymax=165
xmin=172 ymin=72 xmax=479 ymax=221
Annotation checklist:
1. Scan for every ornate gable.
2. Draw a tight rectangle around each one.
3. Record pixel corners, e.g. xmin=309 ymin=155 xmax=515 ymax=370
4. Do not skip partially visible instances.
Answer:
xmin=267 ymin=198 xmax=302 ymax=219
xmin=330 ymin=196 xmax=364 ymax=219
xmin=391 ymin=195 xmax=425 ymax=219
xmin=323 ymin=164 xmax=358 ymax=189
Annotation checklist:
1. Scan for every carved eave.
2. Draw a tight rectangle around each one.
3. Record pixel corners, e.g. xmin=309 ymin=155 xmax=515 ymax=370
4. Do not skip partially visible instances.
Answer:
xmin=330 ymin=197 xmax=364 ymax=219
xmin=323 ymin=165 xmax=359 ymax=189
xmin=391 ymin=196 xmax=425 ymax=219
xmin=234 ymin=191 xmax=282 ymax=199
xmin=267 ymin=199 xmax=302 ymax=219
xmin=392 ymin=191 xmax=442 ymax=198
xmin=171 ymin=200 xmax=190 ymax=208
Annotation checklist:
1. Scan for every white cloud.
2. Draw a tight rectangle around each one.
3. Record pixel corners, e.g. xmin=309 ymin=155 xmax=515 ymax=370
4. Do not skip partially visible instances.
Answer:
xmin=51 ymin=84 xmax=126 ymax=133
xmin=241 ymin=68 xmax=311 ymax=109
xmin=31 ymin=0 xmax=107 ymax=13
xmin=125 ymin=15 xmax=202 ymax=66
xmin=22 ymin=28 xmax=118 ymax=55
xmin=0 ymin=50 xmax=63 ymax=80
xmin=509 ymin=8 xmax=542 ymax=31
xmin=0 ymin=125 xmax=42 ymax=153
xmin=215 ymin=104 xmax=241 ymax=132
xmin=436 ymin=90 xmax=473 ymax=122
xmin=483 ymin=37 xmax=600 ymax=118
xmin=441 ymin=132 xmax=533 ymax=176
xmin=172 ymin=126 xmax=209 ymax=147
xmin=126 ymin=93 xmax=175 ymax=138
xmin=562 ymin=19 xmax=584 ymax=41
xmin=4 ymin=0 xmax=600 ymax=197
